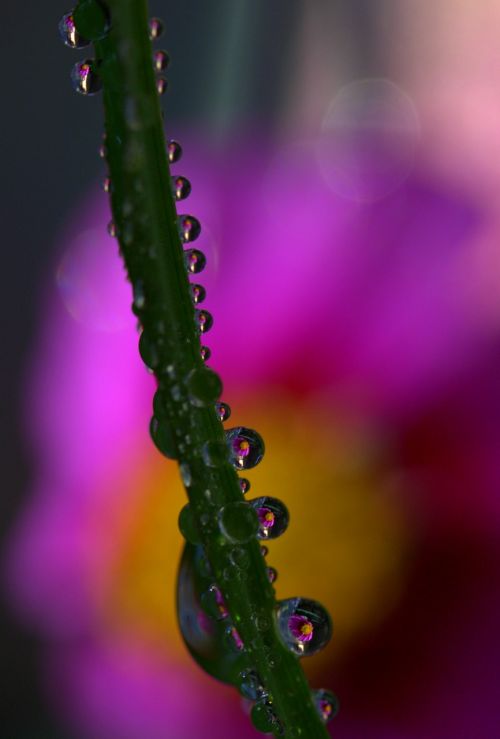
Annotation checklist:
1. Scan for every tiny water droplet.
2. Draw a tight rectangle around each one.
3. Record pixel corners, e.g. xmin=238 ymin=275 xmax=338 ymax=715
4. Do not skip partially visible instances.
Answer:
xmin=153 ymin=49 xmax=170 ymax=72
xmin=249 ymin=497 xmax=289 ymax=540
xmin=218 ymin=501 xmax=258 ymax=543
xmin=99 ymin=143 xmax=106 ymax=158
xmin=276 ymin=598 xmax=332 ymax=656
xmin=260 ymin=545 xmax=269 ymax=557
xmin=178 ymin=215 xmax=201 ymax=243
xmin=225 ymin=427 xmax=265 ymax=470
xmin=238 ymin=669 xmax=268 ymax=701
xmin=239 ymin=478 xmax=251 ymax=494
xmin=167 ymin=139 xmax=182 ymax=163
xmin=267 ymin=567 xmax=278 ymax=583
xmin=186 ymin=367 xmax=222 ymax=407
xmin=189 ymin=283 xmax=205 ymax=304
xmin=313 ymin=689 xmax=339 ymax=723
xmin=107 ymin=221 xmax=117 ymax=237
xmin=71 ymin=60 xmax=102 ymax=95
xmin=184 ymin=249 xmax=206 ymax=274
xmin=224 ymin=625 xmax=244 ymax=652
xmin=201 ymin=441 xmax=229 ymax=467
xmin=178 ymin=504 xmax=201 ymax=545
xmin=102 ymin=176 xmax=111 ymax=192
xmin=201 ymin=584 xmax=228 ymax=620
xmin=195 ymin=309 xmax=213 ymax=334
xmin=156 ymin=76 xmax=168 ymax=95
xmin=229 ymin=547 xmax=250 ymax=569
xmin=215 ymin=402 xmax=231 ymax=422
xmin=59 ymin=13 xmax=89 ymax=49
xmin=180 ymin=462 xmax=192 ymax=487
xmin=172 ymin=175 xmax=192 ymax=201
xmin=138 ymin=330 xmax=159 ymax=369
xmin=132 ymin=280 xmax=145 ymax=311
xmin=254 ymin=613 xmax=271 ymax=632
xmin=148 ymin=17 xmax=164 ymax=40
xmin=150 ymin=416 xmax=177 ymax=459
xmin=200 ymin=345 xmax=211 ymax=362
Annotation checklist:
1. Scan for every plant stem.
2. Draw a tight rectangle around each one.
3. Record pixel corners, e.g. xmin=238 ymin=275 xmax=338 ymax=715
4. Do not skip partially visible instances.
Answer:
xmin=76 ymin=0 xmax=329 ymax=735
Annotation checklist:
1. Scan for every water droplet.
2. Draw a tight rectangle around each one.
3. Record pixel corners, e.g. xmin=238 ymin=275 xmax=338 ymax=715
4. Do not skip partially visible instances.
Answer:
xmin=102 ymin=176 xmax=111 ymax=192
xmin=229 ymin=547 xmax=250 ymax=569
xmin=177 ymin=544 xmax=247 ymax=684
xmin=224 ymin=625 xmax=244 ymax=652
xmin=251 ymin=701 xmax=283 ymax=735
xmin=189 ymin=283 xmax=205 ymax=304
xmin=249 ymin=497 xmax=289 ymax=540
xmin=172 ymin=175 xmax=192 ymax=201
xmin=184 ymin=249 xmax=206 ymax=274
xmin=202 ymin=441 xmax=229 ymax=467
xmin=225 ymin=427 xmax=265 ymax=470
xmin=178 ymin=215 xmax=201 ymax=243
xmin=276 ymin=598 xmax=332 ymax=656
xmin=132 ymin=280 xmax=145 ymax=311
xmin=58 ymin=12 xmax=89 ymax=48
xmin=72 ymin=0 xmax=110 ymax=41
xmin=200 ymin=345 xmax=211 ymax=362
xmin=138 ymin=330 xmax=159 ymax=369
xmin=107 ymin=221 xmax=117 ymax=237
xmin=260 ymin=545 xmax=269 ymax=557
xmin=99 ymin=143 xmax=106 ymax=158
xmin=153 ymin=49 xmax=170 ymax=72
xmin=71 ymin=60 xmax=102 ymax=95
xmin=195 ymin=309 xmax=213 ymax=334
xmin=150 ymin=416 xmax=177 ymax=459
xmin=267 ymin=567 xmax=278 ymax=583
xmin=156 ymin=76 xmax=168 ymax=95
xmin=313 ymin=689 xmax=339 ymax=723
xmin=218 ymin=501 xmax=258 ymax=543
xmin=178 ymin=504 xmax=201 ymax=545
xmin=215 ymin=402 xmax=231 ymax=422
xmin=201 ymin=584 xmax=229 ymax=621
xmin=239 ymin=478 xmax=251 ymax=494
xmin=180 ymin=462 xmax=192 ymax=487
xmin=238 ymin=669 xmax=268 ymax=701
xmin=186 ymin=367 xmax=222 ymax=407
xmin=148 ymin=17 xmax=164 ymax=40
xmin=167 ymin=139 xmax=182 ymax=163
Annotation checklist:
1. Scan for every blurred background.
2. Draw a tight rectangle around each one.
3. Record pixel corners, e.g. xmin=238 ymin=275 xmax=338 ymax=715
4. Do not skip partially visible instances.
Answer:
xmin=2 ymin=0 xmax=500 ymax=737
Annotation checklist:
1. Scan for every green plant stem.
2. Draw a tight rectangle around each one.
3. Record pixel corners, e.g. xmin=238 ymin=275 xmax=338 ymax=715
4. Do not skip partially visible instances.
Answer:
xmin=77 ymin=0 xmax=329 ymax=735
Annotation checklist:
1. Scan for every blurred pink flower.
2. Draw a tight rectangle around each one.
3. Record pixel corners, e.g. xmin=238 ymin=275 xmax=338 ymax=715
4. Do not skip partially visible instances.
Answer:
xmin=5 ymin=132 xmax=500 ymax=738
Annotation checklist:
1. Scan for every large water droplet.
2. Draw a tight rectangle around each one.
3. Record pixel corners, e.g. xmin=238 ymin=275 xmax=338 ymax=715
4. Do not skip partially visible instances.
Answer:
xmin=276 ymin=598 xmax=332 ymax=656
xmin=219 ymin=501 xmax=258 ymax=543
xmin=189 ymin=283 xmax=205 ymax=304
xmin=238 ymin=669 xmax=268 ymax=701
xmin=149 ymin=416 xmax=177 ymax=459
xmin=148 ymin=17 xmax=164 ymax=40
xmin=215 ymin=402 xmax=231 ymax=422
xmin=178 ymin=215 xmax=201 ymax=243
xmin=225 ymin=427 xmax=265 ymax=470
xmin=167 ymin=139 xmax=182 ymax=163
xmin=186 ymin=367 xmax=222 ymax=407
xmin=248 ymin=497 xmax=289 ymax=540
xmin=71 ymin=60 xmax=102 ymax=95
xmin=72 ymin=0 xmax=110 ymax=41
xmin=178 ymin=504 xmax=201 ymax=545
xmin=153 ymin=49 xmax=170 ymax=72
xmin=138 ymin=330 xmax=159 ymax=369
xmin=58 ymin=12 xmax=89 ymax=48
xmin=156 ymin=76 xmax=168 ymax=95
xmin=177 ymin=543 xmax=248 ymax=684
xmin=251 ymin=701 xmax=283 ymax=735
xmin=195 ymin=309 xmax=213 ymax=334
xmin=172 ymin=175 xmax=192 ymax=201
xmin=313 ymin=689 xmax=339 ymax=723
xmin=184 ymin=249 xmax=206 ymax=274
